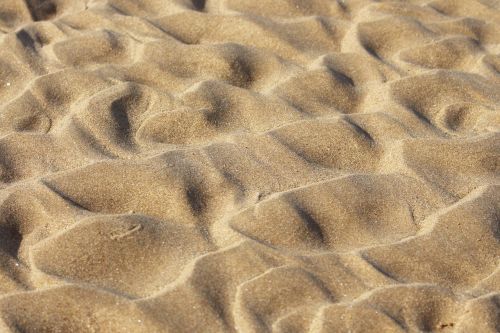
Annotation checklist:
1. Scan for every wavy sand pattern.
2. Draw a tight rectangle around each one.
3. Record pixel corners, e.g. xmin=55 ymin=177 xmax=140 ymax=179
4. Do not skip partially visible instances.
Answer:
xmin=0 ymin=0 xmax=498 ymax=332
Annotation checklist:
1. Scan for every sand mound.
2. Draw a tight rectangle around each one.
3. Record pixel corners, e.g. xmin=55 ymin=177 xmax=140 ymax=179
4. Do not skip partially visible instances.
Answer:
xmin=0 ymin=0 xmax=498 ymax=332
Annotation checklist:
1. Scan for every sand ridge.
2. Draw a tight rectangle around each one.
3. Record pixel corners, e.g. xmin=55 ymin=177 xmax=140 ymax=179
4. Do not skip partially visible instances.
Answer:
xmin=0 ymin=0 xmax=498 ymax=332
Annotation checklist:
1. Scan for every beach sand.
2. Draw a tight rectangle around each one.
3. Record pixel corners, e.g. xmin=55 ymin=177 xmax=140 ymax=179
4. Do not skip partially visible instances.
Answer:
xmin=0 ymin=0 xmax=498 ymax=332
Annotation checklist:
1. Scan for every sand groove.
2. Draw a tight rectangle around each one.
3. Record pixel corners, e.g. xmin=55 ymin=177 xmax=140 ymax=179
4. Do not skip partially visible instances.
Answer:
xmin=0 ymin=0 xmax=498 ymax=332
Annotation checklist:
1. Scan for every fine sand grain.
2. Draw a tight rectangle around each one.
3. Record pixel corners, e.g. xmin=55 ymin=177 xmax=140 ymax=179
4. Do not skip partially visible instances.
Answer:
xmin=0 ymin=0 xmax=498 ymax=332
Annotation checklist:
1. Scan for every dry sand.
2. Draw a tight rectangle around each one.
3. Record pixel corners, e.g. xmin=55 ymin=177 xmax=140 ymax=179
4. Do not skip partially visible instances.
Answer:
xmin=0 ymin=0 xmax=498 ymax=332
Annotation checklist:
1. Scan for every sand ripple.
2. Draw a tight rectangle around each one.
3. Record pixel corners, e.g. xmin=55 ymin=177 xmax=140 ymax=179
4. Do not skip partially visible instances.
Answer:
xmin=0 ymin=0 xmax=498 ymax=332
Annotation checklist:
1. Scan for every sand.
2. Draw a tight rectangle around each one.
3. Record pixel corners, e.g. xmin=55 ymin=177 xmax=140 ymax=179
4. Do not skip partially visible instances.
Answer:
xmin=0 ymin=0 xmax=498 ymax=332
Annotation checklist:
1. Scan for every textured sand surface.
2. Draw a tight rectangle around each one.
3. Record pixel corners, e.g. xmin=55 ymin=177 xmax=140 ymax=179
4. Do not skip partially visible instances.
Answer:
xmin=0 ymin=0 xmax=498 ymax=332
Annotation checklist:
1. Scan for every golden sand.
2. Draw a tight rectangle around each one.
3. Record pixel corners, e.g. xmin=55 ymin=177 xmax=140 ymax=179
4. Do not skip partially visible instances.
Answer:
xmin=0 ymin=0 xmax=498 ymax=332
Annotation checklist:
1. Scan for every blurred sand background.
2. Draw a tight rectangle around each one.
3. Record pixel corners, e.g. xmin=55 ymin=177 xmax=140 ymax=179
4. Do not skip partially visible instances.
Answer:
xmin=0 ymin=0 xmax=498 ymax=332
